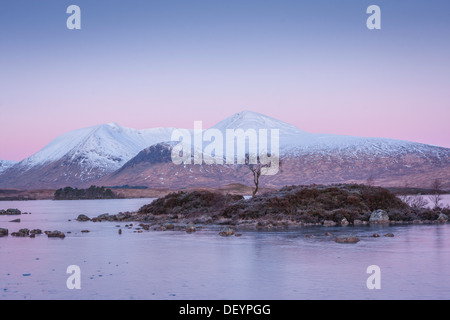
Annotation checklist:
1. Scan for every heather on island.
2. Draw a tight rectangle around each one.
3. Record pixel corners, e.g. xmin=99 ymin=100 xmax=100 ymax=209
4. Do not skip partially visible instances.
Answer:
xmin=86 ymin=184 xmax=449 ymax=228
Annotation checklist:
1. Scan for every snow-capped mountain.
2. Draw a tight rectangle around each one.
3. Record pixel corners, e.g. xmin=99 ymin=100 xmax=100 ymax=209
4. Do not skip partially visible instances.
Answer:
xmin=1 ymin=111 xmax=449 ymax=189
xmin=99 ymin=111 xmax=450 ymax=189
xmin=0 ymin=123 xmax=176 ymax=189
xmin=0 ymin=160 xmax=17 ymax=174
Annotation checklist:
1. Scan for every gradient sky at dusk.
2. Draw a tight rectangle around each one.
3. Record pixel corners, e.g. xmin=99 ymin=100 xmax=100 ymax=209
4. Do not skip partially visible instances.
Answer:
xmin=1 ymin=0 xmax=450 ymax=161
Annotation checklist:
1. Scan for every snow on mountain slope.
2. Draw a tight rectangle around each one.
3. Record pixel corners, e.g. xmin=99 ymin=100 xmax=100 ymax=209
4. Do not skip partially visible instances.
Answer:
xmin=0 ymin=160 xmax=17 ymax=174
xmin=15 ymin=123 xmax=176 ymax=171
xmin=211 ymin=111 xmax=446 ymax=158
xmin=1 ymin=110 xmax=449 ymax=189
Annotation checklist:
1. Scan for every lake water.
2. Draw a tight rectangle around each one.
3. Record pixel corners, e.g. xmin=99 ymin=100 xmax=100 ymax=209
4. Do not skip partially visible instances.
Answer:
xmin=1 ymin=196 xmax=450 ymax=300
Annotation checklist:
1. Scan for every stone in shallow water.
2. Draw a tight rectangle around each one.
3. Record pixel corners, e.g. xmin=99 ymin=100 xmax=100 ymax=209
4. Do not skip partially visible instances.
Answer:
xmin=0 ymin=228 xmax=8 ymax=237
xmin=76 ymin=214 xmax=91 ymax=222
xmin=46 ymin=231 xmax=66 ymax=239
xmin=219 ymin=227 xmax=235 ymax=237
xmin=334 ymin=236 xmax=360 ymax=244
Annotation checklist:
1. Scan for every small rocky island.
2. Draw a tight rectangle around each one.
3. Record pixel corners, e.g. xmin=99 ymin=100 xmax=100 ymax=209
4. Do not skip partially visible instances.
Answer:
xmin=84 ymin=184 xmax=449 ymax=231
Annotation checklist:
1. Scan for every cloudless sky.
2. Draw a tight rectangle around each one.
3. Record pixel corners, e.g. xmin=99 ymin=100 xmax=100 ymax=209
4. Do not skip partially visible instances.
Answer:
xmin=1 ymin=0 xmax=450 ymax=161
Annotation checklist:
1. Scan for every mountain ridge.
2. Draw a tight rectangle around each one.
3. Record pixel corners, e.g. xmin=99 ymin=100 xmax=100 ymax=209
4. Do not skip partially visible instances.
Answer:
xmin=1 ymin=111 xmax=449 ymax=189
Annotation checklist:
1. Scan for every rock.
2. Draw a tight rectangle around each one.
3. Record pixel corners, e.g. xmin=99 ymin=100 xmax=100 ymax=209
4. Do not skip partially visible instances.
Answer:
xmin=185 ymin=223 xmax=196 ymax=233
xmin=340 ymin=218 xmax=349 ymax=226
xmin=118 ymin=229 xmax=122 ymax=235
xmin=384 ymin=233 xmax=395 ymax=237
xmin=19 ymin=229 xmax=30 ymax=235
xmin=30 ymin=229 xmax=42 ymax=235
xmin=372 ymin=233 xmax=380 ymax=238
xmin=437 ymin=213 xmax=448 ymax=223
xmin=334 ymin=236 xmax=360 ymax=244
xmin=324 ymin=232 xmax=332 ymax=236
xmin=235 ymin=233 xmax=243 ymax=237
xmin=76 ymin=214 xmax=91 ymax=222
xmin=2 ymin=209 xmax=21 ymax=216
xmin=11 ymin=229 xmax=29 ymax=237
xmin=0 ymin=228 xmax=8 ymax=237
xmin=164 ymin=223 xmax=175 ymax=230
xmin=369 ymin=209 xmax=390 ymax=224
xmin=46 ymin=231 xmax=66 ymax=239
xmin=81 ymin=230 xmax=90 ymax=233
xmin=9 ymin=219 xmax=21 ymax=223
xmin=29 ymin=234 xmax=35 ymax=238
xmin=323 ymin=220 xmax=336 ymax=227
xmin=219 ymin=227 xmax=235 ymax=237
xmin=97 ymin=213 xmax=112 ymax=221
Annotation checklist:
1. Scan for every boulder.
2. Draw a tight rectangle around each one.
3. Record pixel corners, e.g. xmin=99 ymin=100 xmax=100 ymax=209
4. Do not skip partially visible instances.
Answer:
xmin=369 ymin=210 xmax=390 ymax=224
xmin=384 ymin=233 xmax=395 ymax=237
xmin=334 ymin=236 xmax=360 ymax=244
xmin=437 ymin=213 xmax=448 ymax=223
xmin=5 ymin=209 xmax=21 ymax=216
xmin=373 ymin=233 xmax=380 ymax=238
xmin=76 ymin=214 xmax=91 ymax=222
xmin=340 ymin=218 xmax=349 ymax=226
xmin=11 ymin=229 xmax=29 ymax=237
xmin=30 ymin=229 xmax=42 ymax=235
xmin=219 ymin=227 xmax=235 ymax=237
xmin=19 ymin=228 xmax=30 ymax=235
xmin=97 ymin=214 xmax=111 ymax=221
xmin=185 ymin=223 xmax=196 ymax=233
xmin=0 ymin=228 xmax=8 ymax=237
xmin=164 ymin=223 xmax=175 ymax=230
xmin=46 ymin=231 xmax=66 ymax=239
xmin=323 ymin=220 xmax=336 ymax=227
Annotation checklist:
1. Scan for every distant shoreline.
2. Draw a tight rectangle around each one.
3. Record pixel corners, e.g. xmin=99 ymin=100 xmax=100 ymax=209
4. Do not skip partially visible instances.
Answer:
xmin=0 ymin=185 xmax=448 ymax=201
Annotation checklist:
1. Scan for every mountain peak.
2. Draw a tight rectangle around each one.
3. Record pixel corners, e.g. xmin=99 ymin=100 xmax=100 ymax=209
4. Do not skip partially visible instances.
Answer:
xmin=212 ymin=110 xmax=307 ymax=136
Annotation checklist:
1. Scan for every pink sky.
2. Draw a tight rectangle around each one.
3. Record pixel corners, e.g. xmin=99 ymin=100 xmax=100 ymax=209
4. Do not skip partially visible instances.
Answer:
xmin=1 ymin=1 xmax=449 ymax=161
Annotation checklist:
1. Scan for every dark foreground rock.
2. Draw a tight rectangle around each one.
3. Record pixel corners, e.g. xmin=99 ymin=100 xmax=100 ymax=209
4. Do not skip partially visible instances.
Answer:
xmin=0 ymin=209 xmax=21 ymax=216
xmin=334 ymin=236 xmax=360 ymax=244
xmin=11 ymin=229 xmax=30 ymax=237
xmin=0 ymin=228 xmax=8 ymax=237
xmin=219 ymin=227 xmax=235 ymax=237
xmin=46 ymin=231 xmax=66 ymax=239
xmin=76 ymin=214 xmax=91 ymax=222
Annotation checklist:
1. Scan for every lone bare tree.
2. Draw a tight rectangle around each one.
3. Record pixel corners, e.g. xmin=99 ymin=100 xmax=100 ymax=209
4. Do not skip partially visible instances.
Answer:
xmin=248 ymin=163 xmax=264 ymax=197
xmin=245 ymin=154 xmax=281 ymax=197
xmin=429 ymin=178 xmax=443 ymax=209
